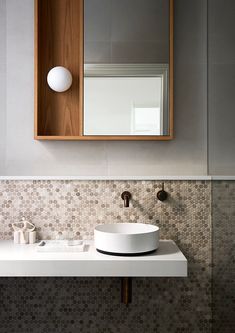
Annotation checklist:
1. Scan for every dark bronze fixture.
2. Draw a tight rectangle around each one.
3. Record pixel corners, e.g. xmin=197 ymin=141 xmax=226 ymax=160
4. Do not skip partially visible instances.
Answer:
xmin=121 ymin=191 xmax=132 ymax=207
xmin=157 ymin=183 xmax=168 ymax=202
xmin=121 ymin=277 xmax=132 ymax=305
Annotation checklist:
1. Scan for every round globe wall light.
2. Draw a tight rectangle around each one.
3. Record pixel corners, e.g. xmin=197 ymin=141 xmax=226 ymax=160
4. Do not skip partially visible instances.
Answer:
xmin=47 ymin=66 xmax=72 ymax=92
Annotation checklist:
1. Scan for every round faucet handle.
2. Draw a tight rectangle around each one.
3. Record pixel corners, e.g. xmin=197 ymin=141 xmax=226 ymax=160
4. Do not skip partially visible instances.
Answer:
xmin=157 ymin=183 xmax=168 ymax=202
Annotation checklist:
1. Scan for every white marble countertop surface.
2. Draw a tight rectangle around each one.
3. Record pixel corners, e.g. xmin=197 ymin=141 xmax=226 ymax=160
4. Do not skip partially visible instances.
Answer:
xmin=0 ymin=240 xmax=187 ymax=277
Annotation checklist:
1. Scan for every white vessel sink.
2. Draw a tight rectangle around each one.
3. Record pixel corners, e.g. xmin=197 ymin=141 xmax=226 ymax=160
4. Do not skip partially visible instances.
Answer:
xmin=94 ymin=223 xmax=159 ymax=255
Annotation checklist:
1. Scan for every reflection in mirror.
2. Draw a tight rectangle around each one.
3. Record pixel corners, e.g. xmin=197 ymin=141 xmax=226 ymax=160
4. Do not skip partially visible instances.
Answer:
xmin=84 ymin=0 xmax=169 ymax=64
xmin=84 ymin=65 xmax=169 ymax=135
xmin=84 ymin=0 xmax=172 ymax=138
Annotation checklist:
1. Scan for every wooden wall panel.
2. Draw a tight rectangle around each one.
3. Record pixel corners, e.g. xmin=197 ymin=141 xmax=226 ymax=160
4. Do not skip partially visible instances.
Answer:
xmin=35 ymin=0 xmax=83 ymax=137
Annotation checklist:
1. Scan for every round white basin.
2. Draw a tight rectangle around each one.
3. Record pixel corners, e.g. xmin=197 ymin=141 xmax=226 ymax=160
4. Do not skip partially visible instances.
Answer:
xmin=94 ymin=223 xmax=159 ymax=255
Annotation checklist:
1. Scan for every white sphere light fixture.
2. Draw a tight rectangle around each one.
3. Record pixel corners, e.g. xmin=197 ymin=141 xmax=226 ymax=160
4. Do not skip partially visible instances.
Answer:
xmin=47 ymin=66 xmax=72 ymax=92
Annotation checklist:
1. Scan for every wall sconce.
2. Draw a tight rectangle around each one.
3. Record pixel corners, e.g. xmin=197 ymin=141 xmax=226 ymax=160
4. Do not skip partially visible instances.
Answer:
xmin=47 ymin=66 xmax=72 ymax=92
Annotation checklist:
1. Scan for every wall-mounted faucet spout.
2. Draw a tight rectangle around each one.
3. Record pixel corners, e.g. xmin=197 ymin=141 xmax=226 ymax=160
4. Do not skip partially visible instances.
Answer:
xmin=121 ymin=191 xmax=132 ymax=207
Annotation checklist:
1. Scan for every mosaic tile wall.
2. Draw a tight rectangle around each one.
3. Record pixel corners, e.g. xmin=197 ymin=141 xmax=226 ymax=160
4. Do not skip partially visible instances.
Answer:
xmin=0 ymin=180 xmax=212 ymax=333
xmin=212 ymin=181 xmax=235 ymax=333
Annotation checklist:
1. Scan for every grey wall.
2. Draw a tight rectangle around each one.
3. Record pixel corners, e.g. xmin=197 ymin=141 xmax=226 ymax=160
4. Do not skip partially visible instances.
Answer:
xmin=0 ymin=0 xmax=6 ymax=174
xmin=208 ymin=0 xmax=235 ymax=175
xmin=1 ymin=0 xmax=230 ymax=177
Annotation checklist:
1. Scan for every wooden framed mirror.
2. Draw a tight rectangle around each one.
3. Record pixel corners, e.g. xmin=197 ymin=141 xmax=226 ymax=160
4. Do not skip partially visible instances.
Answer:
xmin=34 ymin=0 xmax=173 ymax=140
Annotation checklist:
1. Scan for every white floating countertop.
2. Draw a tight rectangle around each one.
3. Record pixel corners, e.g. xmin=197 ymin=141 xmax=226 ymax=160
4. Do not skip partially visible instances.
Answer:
xmin=0 ymin=240 xmax=187 ymax=277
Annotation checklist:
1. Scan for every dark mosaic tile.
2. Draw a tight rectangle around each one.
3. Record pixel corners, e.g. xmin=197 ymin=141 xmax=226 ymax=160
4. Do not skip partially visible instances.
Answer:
xmin=212 ymin=181 xmax=235 ymax=333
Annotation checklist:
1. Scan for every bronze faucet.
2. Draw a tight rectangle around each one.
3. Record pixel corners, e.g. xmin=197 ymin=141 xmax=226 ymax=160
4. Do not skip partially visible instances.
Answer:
xmin=121 ymin=191 xmax=132 ymax=207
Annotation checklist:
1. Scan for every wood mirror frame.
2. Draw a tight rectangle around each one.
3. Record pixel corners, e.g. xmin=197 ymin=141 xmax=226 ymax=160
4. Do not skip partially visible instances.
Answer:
xmin=34 ymin=0 xmax=173 ymax=141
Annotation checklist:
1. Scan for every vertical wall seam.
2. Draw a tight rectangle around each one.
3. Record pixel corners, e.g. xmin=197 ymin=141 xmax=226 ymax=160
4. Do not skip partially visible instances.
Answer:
xmin=207 ymin=4 xmax=213 ymax=330
xmin=206 ymin=0 xmax=210 ymax=177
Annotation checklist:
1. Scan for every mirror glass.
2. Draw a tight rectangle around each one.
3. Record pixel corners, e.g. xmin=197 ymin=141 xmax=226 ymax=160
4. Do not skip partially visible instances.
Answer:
xmin=84 ymin=0 xmax=171 ymax=137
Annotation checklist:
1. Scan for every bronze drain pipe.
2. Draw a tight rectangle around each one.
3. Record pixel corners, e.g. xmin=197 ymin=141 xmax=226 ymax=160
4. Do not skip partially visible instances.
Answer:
xmin=121 ymin=277 xmax=132 ymax=305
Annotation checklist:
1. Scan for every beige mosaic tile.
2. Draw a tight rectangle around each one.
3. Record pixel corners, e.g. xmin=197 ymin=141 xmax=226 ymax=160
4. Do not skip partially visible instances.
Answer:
xmin=0 ymin=180 xmax=212 ymax=333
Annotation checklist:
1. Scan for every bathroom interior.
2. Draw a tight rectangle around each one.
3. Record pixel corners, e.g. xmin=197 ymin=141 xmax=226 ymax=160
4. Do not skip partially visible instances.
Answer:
xmin=0 ymin=0 xmax=234 ymax=332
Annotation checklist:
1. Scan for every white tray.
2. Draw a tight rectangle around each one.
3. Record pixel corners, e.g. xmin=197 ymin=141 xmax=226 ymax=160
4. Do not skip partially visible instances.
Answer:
xmin=36 ymin=240 xmax=85 ymax=253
